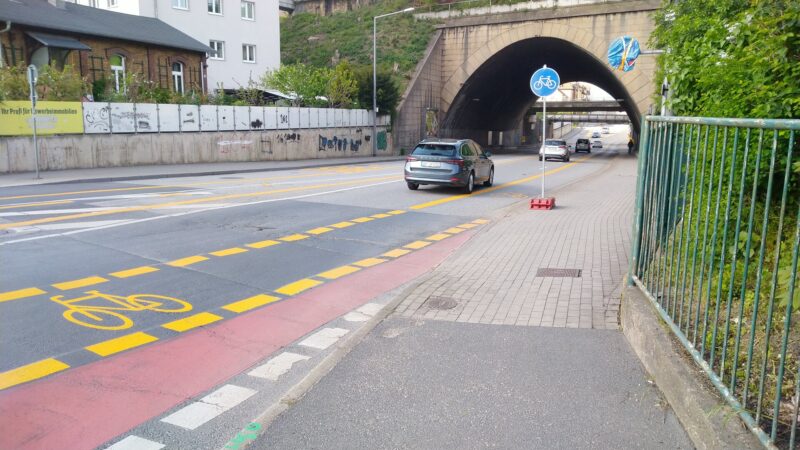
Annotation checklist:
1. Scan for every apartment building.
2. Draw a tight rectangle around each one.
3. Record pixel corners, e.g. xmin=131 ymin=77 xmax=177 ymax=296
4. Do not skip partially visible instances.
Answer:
xmin=70 ymin=0 xmax=281 ymax=91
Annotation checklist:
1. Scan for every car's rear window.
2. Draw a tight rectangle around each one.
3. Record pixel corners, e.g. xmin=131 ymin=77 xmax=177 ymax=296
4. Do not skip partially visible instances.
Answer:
xmin=411 ymin=144 xmax=457 ymax=157
xmin=577 ymin=139 xmax=589 ymax=143
xmin=545 ymin=140 xmax=566 ymax=146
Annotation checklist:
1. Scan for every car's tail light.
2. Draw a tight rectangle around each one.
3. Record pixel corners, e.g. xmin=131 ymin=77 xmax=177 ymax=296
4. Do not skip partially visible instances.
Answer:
xmin=406 ymin=156 xmax=418 ymax=162
xmin=444 ymin=159 xmax=465 ymax=167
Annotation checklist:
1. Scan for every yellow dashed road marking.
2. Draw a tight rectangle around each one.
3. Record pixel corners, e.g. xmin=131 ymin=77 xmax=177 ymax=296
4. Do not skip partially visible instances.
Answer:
xmin=276 ymin=278 xmax=323 ymax=296
xmin=307 ymin=227 xmax=333 ymax=235
xmin=387 ymin=210 xmax=406 ymax=215
xmin=318 ymin=265 xmax=361 ymax=280
xmin=85 ymin=332 xmax=159 ymax=357
xmin=52 ymin=276 xmax=109 ymax=291
xmin=162 ymin=312 xmax=223 ymax=332
xmin=351 ymin=217 xmax=374 ymax=223
xmin=210 ymin=247 xmax=248 ymax=257
xmin=382 ymin=248 xmax=411 ymax=258
xmin=404 ymin=241 xmax=431 ymax=250
xmin=458 ymin=223 xmax=479 ymax=229
xmin=472 ymin=219 xmax=490 ymax=224
xmin=246 ymin=239 xmax=280 ymax=249
xmin=353 ymin=258 xmax=386 ymax=268
xmin=223 ymin=294 xmax=281 ymax=313
xmin=445 ymin=227 xmax=466 ymax=234
xmin=330 ymin=221 xmax=355 ymax=229
xmin=167 ymin=255 xmax=209 ymax=267
xmin=0 ymin=287 xmax=47 ymax=303
xmin=110 ymin=266 xmax=159 ymax=279
xmin=0 ymin=358 xmax=70 ymax=390
xmin=371 ymin=213 xmax=391 ymax=219
xmin=426 ymin=233 xmax=451 ymax=241
xmin=280 ymin=234 xmax=309 ymax=242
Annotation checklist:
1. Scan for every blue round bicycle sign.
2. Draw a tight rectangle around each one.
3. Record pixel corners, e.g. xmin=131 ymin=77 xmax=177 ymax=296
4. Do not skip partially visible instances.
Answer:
xmin=530 ymin=66 xmax=560 ymax=97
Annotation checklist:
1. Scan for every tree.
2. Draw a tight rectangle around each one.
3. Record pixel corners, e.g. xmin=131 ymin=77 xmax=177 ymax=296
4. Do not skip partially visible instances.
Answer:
xmin=327 ymin=61 xmax=359 ymax=108
xmin=652 ymin=0 xmax=800 ymax=118
xmin=353 ymin=65 xmax=400 ymax=115
xmin=262 ymin=63 xmax=331 ymax=106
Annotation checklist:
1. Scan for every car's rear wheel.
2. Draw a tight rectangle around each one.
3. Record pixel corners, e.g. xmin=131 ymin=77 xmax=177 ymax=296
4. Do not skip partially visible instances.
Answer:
xmin=483 ymin=167 xmax=494 ymax=187
xmin=407 ymin=182 xmax=419 ymax=190
xmin=463 ymin=172 xmax=474 ymax=194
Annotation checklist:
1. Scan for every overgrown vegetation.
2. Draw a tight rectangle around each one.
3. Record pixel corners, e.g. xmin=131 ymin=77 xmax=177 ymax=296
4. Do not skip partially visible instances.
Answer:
xmin=0 ymin=64 xmax=88 ymax=102
xmin=280 ymin=0 xmax=435 ymax=98
xmin=649 ymin=0 xmax=800 ymax=444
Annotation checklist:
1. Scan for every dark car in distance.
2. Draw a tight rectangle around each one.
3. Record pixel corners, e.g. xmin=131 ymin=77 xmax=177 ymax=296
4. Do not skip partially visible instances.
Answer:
xmin=404 ymin=138 xmax=494 ymax=194
xmin=575 ymin=138 xmax=591 ymax=153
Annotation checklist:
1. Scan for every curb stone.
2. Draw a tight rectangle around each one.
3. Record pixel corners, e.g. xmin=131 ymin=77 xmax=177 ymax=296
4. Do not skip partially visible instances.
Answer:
xmin=621 ymin=285 xmax=762 ymax=450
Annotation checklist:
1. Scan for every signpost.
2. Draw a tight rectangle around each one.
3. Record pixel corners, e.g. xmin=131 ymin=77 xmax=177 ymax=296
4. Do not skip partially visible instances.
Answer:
xmin=27 ymin=65 xmax=40 ymax=179
xmin=529 ymin=65 xmax=559 ymax=207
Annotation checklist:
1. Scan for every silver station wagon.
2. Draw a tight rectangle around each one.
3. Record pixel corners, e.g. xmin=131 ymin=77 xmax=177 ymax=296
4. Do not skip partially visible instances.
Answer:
xmin=404 ymin=138 xmax=494 ymax=194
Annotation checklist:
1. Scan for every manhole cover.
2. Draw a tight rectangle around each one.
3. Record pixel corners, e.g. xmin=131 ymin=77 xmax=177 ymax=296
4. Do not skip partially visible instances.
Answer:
xmin=424 ymin=296 xmax=459 ymax=310
xmin=536 ymin=268 xmax=582 ymax=278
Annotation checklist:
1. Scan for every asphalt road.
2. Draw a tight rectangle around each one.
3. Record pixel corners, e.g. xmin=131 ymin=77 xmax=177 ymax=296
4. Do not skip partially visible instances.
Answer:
xmin=0 ymin=126 xmax=633 ymax=448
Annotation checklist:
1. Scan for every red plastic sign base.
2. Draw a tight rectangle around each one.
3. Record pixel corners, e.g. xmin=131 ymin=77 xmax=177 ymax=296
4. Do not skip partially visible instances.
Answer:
xmin=530 ymin=197 xmax=556 ymax=210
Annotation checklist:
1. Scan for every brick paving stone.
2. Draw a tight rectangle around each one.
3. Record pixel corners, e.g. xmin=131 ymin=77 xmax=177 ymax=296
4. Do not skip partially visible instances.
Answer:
xmin=396 ymin=153 xmax=636 ymax=329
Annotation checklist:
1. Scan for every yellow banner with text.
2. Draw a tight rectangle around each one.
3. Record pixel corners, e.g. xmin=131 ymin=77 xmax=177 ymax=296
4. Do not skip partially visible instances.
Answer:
xmin=0 ymin=101 xmax=84 ymax=136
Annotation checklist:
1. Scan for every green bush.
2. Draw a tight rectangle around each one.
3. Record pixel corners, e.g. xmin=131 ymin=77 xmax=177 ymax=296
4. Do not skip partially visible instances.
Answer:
xmin=0 ymin=64 xmax=88 ymax=102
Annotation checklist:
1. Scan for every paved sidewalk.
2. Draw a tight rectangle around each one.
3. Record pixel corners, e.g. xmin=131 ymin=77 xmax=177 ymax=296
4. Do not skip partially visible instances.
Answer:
xmin=396 ymin=152 xmax=633 ymax=329
xmin=0 ymin=155 xmax=402 ymax=187
xmin=257 ymin=151 xmax=694 ymax=448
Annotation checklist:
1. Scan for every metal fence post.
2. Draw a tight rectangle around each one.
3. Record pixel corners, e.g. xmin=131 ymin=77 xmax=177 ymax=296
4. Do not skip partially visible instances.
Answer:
xmin=629 ymin=116 xmax=651 ymax=284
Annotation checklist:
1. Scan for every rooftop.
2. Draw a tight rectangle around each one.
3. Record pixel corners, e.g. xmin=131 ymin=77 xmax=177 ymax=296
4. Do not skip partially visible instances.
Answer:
xmin=0 ymin=0 xmax=211 ymax=53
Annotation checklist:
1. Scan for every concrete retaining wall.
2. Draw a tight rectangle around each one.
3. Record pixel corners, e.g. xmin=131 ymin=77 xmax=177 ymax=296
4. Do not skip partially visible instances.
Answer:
xmin=0 ymin=127 xmax=392 ymax=173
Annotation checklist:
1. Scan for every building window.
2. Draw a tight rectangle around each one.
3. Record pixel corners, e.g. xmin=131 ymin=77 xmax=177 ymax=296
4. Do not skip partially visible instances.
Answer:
xmin=172 ymin=62 xmax=184 ymax=94
xmin=209 ymin=40 xmax=225 ymax=60
xmin=107 ymin=0 xmax=118 ymax=6
xmin=109 ymin=54 xmax=125 ymax=93
xmin=242 ymin=44 xmax=256 ymax=63
xmin=172 ymin=0 xmax=188 ymax=9
xmin=89 ymin=0 xmax=99 ymax=6
xmin=241 ymin=1 xmax=254 ymax=20
xmin=207 ymin=0 xmax=222 ymax=14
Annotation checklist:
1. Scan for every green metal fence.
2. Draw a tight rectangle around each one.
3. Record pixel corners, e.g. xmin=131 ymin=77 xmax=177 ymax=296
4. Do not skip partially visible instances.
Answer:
xmin=630 ymin=116 xmax=800 ymax=449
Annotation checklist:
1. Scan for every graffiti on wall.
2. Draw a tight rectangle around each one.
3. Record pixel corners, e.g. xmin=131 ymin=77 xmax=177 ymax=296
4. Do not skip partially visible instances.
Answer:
xmin=84 ymin=104 xmax=110 ymax=133
xmin=318 ymin=135 xmax=362 ymax=152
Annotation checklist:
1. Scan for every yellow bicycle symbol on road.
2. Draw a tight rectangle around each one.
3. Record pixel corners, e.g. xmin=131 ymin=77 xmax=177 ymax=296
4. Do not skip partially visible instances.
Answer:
xmin=50 ymin=290 xmax=193 ymax=330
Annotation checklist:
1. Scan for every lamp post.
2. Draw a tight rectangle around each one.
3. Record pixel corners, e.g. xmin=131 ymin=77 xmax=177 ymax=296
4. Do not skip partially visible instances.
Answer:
xmin=373 ymin=7 xmax=414 ymax=156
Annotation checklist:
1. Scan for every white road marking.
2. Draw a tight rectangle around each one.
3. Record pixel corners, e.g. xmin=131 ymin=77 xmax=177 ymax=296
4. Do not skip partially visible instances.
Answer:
xmin=150 ymin=204 xmax=231 ymax=210
xmin=357 ymin=303 xmax=383 ymax=316
xmin=344 ymin=303 xmax=384 ymax=322
xmin=161 ymin=384 xmax=256 ymax=430
xmin=105 ymin=435 xmax=165 ymax=450
xmin=0 ymin=207 xmax=120 ymax=217
xmin=11 ymin=220 xmax=128 ymax=231
xmin=299 ymin=327 xmax=350 ymax=350
xmin=160 ymin=402 xmax=224 ymax=430
xmin=343 ymin=311 xmax=371 ymax=322
xmin=248 ymin=352 xmax=310 ymax=381
xmin=0 ymin=179 xmax=400 ymax=246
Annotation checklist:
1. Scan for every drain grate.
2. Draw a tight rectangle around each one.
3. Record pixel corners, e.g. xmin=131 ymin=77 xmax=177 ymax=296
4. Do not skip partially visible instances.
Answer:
xmin=536 ymin=268 xmax=582 ymax=278
xmin=423 ymin=296 xmax=459 ymax=310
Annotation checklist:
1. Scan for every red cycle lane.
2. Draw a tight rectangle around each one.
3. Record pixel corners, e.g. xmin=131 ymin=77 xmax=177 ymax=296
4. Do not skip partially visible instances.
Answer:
xmin=0 ymin=230 xmax=475 ymax=450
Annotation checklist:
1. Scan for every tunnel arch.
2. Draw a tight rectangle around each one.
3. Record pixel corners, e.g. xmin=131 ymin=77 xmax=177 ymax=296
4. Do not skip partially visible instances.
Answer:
xmin=439 ymin=23 xmax=652 ymax=142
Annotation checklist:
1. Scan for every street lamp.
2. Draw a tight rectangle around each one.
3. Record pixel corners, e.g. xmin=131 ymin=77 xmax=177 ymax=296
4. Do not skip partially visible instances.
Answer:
xmin=373 ymin=7 xmax=415 ymax=156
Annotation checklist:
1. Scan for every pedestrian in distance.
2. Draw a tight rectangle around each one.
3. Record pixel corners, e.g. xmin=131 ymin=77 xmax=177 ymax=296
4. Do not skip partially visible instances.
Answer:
xmin=627 ymin=138 xmax=634 ymax=154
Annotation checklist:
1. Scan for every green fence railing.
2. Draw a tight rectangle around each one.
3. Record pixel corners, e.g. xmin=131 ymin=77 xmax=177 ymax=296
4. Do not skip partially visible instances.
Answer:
xmin=630 ymin=116 xmax=800 ymax=449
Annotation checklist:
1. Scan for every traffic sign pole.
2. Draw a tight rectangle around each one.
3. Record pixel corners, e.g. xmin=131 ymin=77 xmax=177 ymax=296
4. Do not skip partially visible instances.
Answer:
xmin=28 ymin=65 xmax=40 ymax=179
xmin=529 ymin=65 xmax=560 ymax=210
xmin=541 ymin=95 xmax=546 ymax=198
